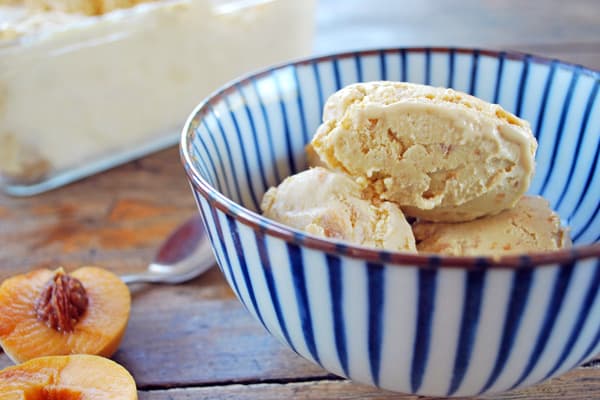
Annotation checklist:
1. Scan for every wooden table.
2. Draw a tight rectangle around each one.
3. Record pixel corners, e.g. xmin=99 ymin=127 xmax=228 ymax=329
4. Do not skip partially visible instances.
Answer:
xmin=1 ymin=0 xmax=599 ymax=398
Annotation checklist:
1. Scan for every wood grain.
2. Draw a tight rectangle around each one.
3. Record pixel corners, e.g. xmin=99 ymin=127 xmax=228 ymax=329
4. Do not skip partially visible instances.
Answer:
xmin=140 ymin=368 xmax=600 ymax=399
xmin=1 ymin=0 xmax=599 ymax=398
xmin=0 ymin=147 xmax=195 ymax=279
xmin=1 ymin=261 xmax=597 ymax=387
xmin=0 ymin=267 xmax=329 ymax=387
xmin=315 ymin=0 xmax=600 ymax=70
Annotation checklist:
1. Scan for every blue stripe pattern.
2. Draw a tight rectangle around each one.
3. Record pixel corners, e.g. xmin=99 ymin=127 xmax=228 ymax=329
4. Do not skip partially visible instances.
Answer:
xmin=226 ymin=214 xmax=266 ymax=328
xmin=510 ymin=263 xmax=576 ymax=389
xmin=447 ymin=269 xmax=486 ymax=396
xmin=355 ymin=53 xmax=364 ymax=83
xmin=326 ymin=254 xmax=349 ymax=376
xmin=208 ymin=205 xmax=243 ymax=300
xmin=183 ymin=48 xmax=600 ymax=396
xmin=400 ymin=49 xmax=407 ymax=82
xmin=332 ymin=58 xmax=342 ymax=90
xmin=271 ymin=70 xmax=297 ymax=176
xmin=291 ymin=67 xmax=311 ymax=145
xmin=208 ymin=104 xmax=245 ymax=205
xmin=514 ymin=55 xmax=530 ymax=117
xmin=367 ymin=262 xmax=385 ymax=386
xmin=468 ymin=49 xmax=479 ymax=95
xmin=235 ymin=83 xmax=270 ymax=192
xmin=447 ymin=48 xmax=455 ymax=88
xmin=254 ymin=230 xmax=297 ymax=353
xmin=250 ymin=77 xmax=282 ymax=184
xmin=556 ymin=80 xmax=599 ymax=212
xmin=425 ymin=49 xmax=432 ymax=86
xmin=539 ymin=70 xmax=581 ymax=197
xmin=545 ymin=260 xmax=600 ymax=379
xmin=480 ymin=268 xmax=533 ymax=394
xmin=379 ymin=50 xmax=387 ymax=81
xmin=411 ymin=268 xmax=438 ymax=393
xmin=576 ymin=196 xmax=600 ymax=242
xmin=223 ymin=96 xmax=260 ymax=210
xmin=492 ymin=52 xmax=505 ymax=104
xmin=287 ymin=243 xmax=321 ymax=365
xmin=576 ymin=307 xmax=600 ymax=367
xmin=193 ymin=192 xmax=225 ymax=271
xmin=312 ymin=63 xmax=326 ymax=119
xmin=193 ymin=129 xmax=220 ymax=189
xmin=532 ymin=61 xmax=557 ymax=139
xmin=568 ymin=88 xmax=600 ymax=225
xmin=201 ymin=119 xmax=233 ymax=199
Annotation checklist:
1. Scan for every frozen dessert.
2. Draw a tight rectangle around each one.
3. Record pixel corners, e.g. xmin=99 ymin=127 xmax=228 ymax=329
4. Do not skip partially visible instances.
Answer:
xmin=309 ymin=81 xmax=537 ymax=222
xmin=24 ymin=0 xmax=153 ymax=15
xmin=0 ymin=0 xmax=314 ymax=189
xmin=413 ymin=196 xmax=571 ymax=256
xmin=261 ymin=167 xmax=417 ymax=252
xmin=261 ymin=81 xmax=570 ymax=255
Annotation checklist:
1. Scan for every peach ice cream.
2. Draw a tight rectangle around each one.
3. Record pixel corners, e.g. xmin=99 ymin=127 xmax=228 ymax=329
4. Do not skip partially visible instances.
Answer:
xmin=261 ymin=167 xmax=416 ymax=252
xmin=310 ymin=81 xmax=537 ymax=222
xmin=413 ymin=196 xmax=571 ymax=256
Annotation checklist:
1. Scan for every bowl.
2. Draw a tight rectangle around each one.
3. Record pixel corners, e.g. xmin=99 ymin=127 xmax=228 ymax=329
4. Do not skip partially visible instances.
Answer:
xmin=180 ymin=47 xmax=600 ymax=397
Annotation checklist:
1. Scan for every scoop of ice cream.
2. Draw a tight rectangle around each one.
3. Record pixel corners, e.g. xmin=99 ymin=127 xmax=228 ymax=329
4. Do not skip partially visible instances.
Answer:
xmin=23 ymin=0 xmax=155 ymax=15
xmin=310 ymin=81 xmax=537 ymax=222
xmin=261 ymin=167 xmax=417 ymax=252
xmin=413 ymin=196 xmax=571 ymax=256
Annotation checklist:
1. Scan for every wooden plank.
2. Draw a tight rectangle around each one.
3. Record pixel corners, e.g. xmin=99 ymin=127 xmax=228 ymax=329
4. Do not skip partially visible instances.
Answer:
xmin=0 ymin=147 xmax=197 ymax=279
xmin=1 ymin=0 xmax=599 ymax=395
xmin=504 ymin=43 xmax=600 ymax=70
xmin=315 ymin=0 xmax=600 ymax=62
xmin=1 ymin=262 xmax=598 ymax=386
xmin=140 ymin=368 xmax=600 ymax=400
xmin=1 ymin=116 xmax=599 ymax=387
xmin=0 ymin=267 xmax=329 ymax=386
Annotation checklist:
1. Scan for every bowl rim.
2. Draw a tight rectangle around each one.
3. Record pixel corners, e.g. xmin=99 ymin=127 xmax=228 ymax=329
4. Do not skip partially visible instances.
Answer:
xmin=180 ymin=46 xmax=600 ymax=269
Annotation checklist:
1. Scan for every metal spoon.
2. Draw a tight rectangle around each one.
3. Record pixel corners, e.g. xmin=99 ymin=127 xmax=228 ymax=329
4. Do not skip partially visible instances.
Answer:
xmin=120 ymin=216 xmax=215 ymax=284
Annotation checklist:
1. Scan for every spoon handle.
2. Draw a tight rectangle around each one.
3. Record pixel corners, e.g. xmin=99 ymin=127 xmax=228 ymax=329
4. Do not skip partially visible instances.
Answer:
xmin=120 ymin=259 xmax=215 ymax=284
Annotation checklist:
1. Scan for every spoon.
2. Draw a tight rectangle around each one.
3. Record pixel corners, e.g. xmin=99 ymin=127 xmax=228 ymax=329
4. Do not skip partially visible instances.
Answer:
xmin=120 ymin=216 xmax=215 ymax=284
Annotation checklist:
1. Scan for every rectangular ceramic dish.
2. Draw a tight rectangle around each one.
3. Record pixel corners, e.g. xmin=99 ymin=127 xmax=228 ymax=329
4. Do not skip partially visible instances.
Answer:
xmin=0 ymin=0 xmax=315 ymax=195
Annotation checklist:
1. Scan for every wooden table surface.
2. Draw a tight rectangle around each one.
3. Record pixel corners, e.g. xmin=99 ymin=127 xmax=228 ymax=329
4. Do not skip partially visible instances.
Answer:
xmin=1 ymin=0 xmax=599 ymax=398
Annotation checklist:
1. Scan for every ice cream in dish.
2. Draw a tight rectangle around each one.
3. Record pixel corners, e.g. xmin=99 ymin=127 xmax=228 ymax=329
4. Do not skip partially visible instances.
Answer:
xmin=262 ymin=81 xmax=570 ymax=257
xmin=261 ymin=167 xmax=416 ymax=253
xmin=310 ymin=81 xmax=537 ymax=222
xmin=413 ymin=195 xmax=571 ymax=256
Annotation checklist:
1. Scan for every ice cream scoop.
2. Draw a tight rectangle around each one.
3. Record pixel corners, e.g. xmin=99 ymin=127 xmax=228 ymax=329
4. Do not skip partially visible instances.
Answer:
xmin=413 ymin=195 xmax=571 ymax=256
xmin=261 ymin=167 xmax=416 ymax=252
xmin=310 ymin=81 xmax=537 ymax=222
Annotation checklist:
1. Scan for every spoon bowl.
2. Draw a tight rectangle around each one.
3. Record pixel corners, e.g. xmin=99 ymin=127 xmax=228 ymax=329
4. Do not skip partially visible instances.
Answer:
xmin=120 ymin=216 xmax=215 ymax=284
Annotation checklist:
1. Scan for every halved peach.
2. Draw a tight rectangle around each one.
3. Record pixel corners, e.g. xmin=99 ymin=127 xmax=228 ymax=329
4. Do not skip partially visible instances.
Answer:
xmin=0 ymin=354 xmax=137 ymax=399
xmin=0 ymin=267 xmax=131 ymax=363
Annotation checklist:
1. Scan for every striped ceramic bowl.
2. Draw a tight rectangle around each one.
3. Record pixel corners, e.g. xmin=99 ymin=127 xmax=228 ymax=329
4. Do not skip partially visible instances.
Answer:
xmin=180 ymin=48 xmax=600 ymax=397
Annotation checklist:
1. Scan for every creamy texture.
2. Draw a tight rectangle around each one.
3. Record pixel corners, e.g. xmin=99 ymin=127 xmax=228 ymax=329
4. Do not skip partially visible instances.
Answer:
xmin=261 ymin=167 xmax=417 ymax=252
xmin=24 ymin=0 xmax=155 ymax=16
xmin=310 ymin=81 xmax=537 ymax=222
xmin=0 ymin=0 xmax=314 ymax=184
xmin=413 ymin=196 xmax=571 ymax=256
xmin=0 ymin=5 xmax=91 ymax=40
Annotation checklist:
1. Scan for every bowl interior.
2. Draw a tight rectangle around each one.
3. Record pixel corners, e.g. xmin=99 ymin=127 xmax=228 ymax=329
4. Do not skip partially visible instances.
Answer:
xmin=185 ymin=48 xmax=600 ymax=247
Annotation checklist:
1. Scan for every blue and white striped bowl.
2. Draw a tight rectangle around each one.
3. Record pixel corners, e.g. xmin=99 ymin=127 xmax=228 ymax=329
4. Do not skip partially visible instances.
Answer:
xmin=180 ymin=48 xmax=600 ymax=397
